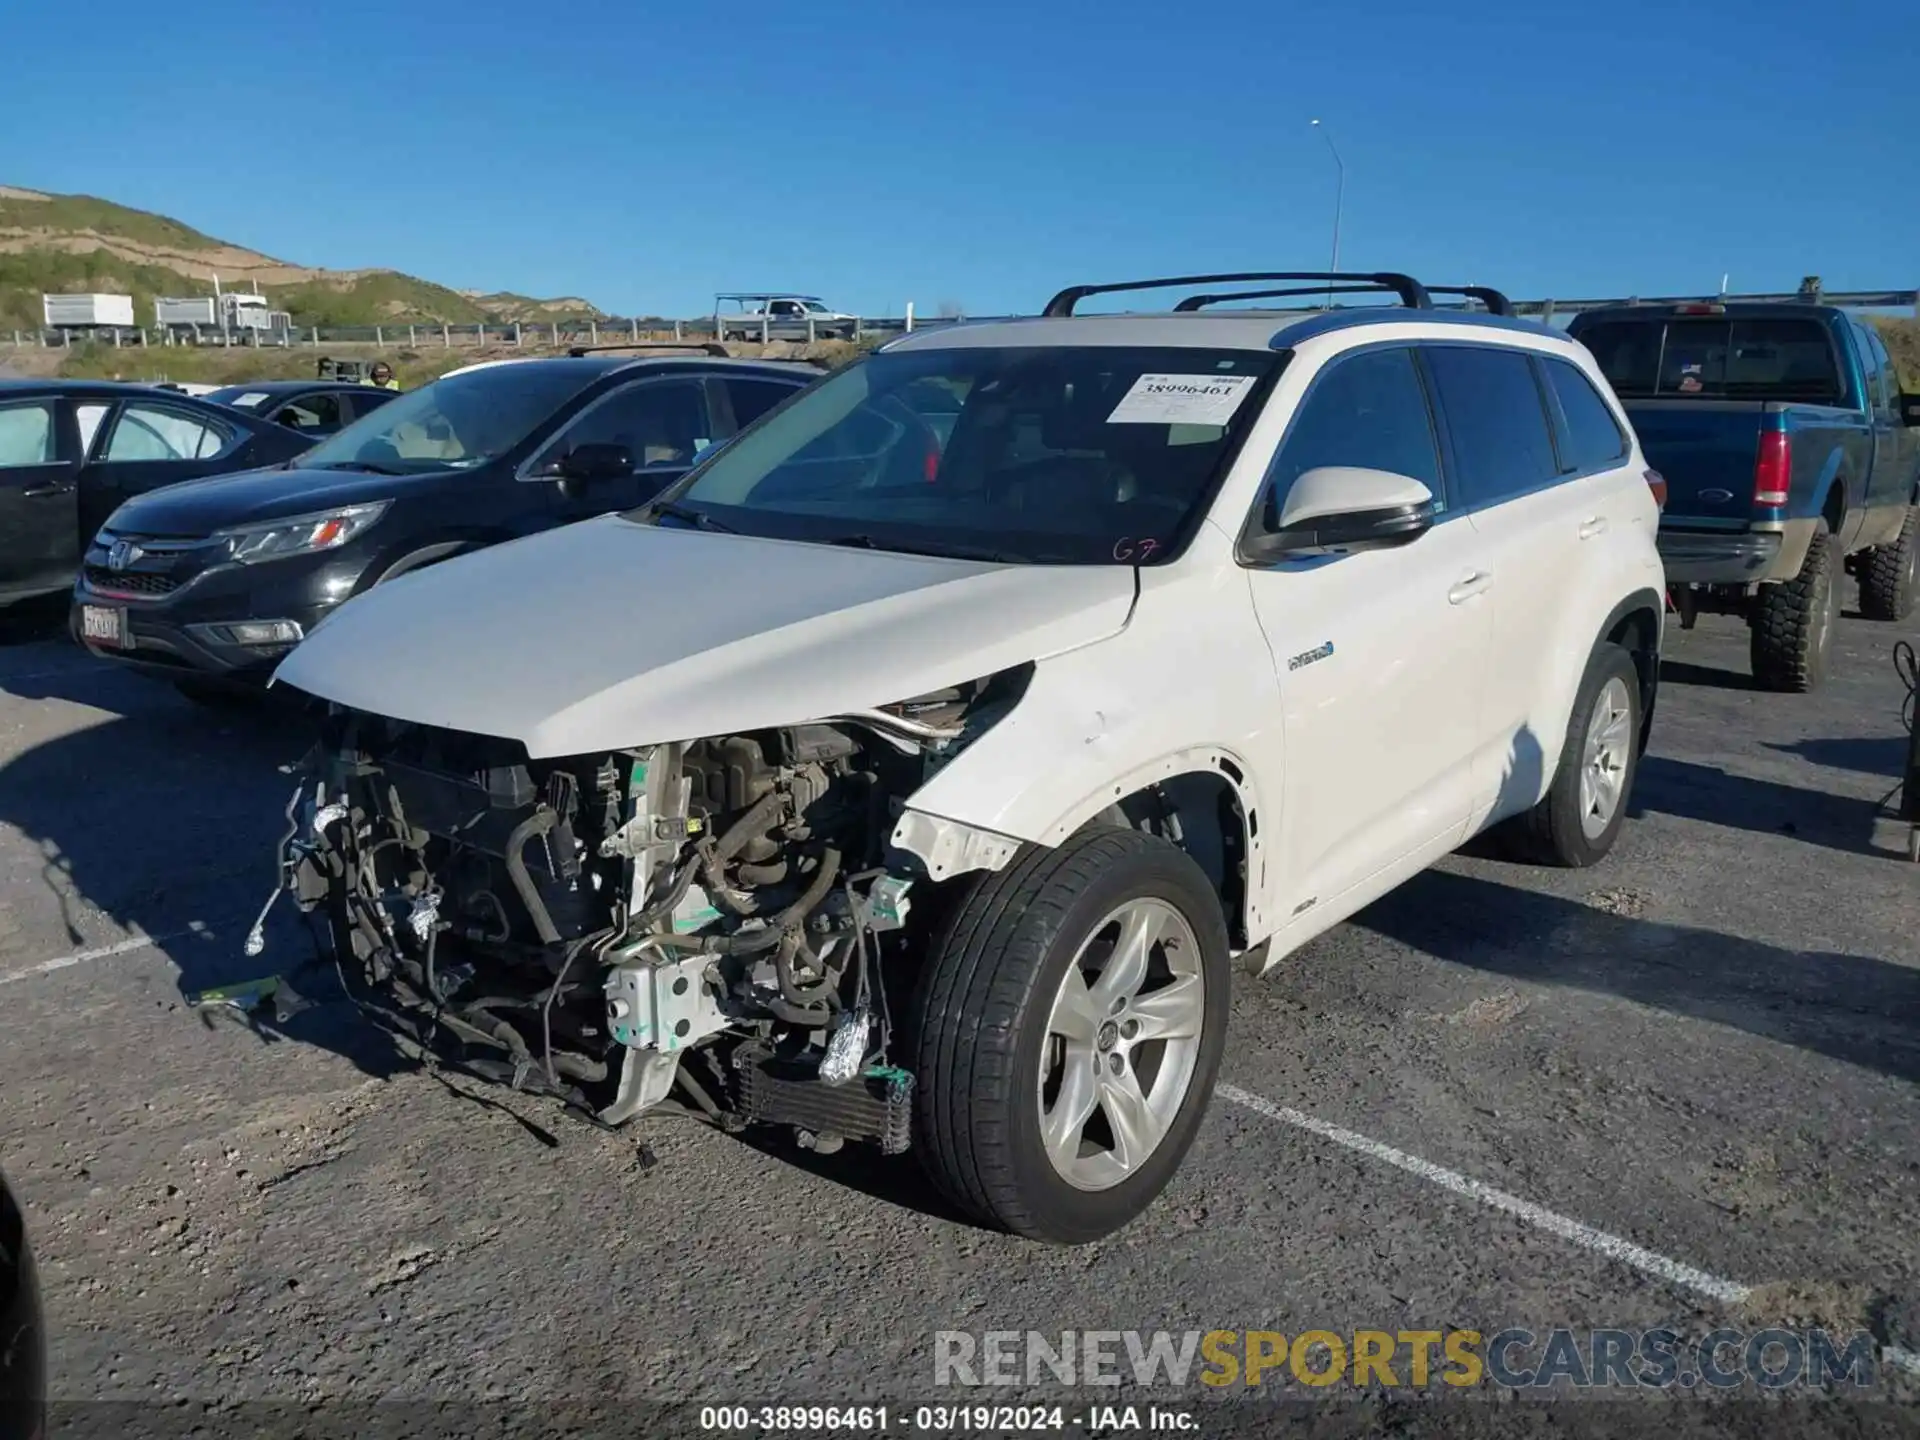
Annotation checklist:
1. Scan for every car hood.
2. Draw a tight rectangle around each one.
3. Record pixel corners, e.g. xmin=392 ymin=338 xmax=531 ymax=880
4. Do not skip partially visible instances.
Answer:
xmin=272 ymin=515 xmax=1138 ymax=757
xmin=105 ymin=464 xmax=446 ymax=537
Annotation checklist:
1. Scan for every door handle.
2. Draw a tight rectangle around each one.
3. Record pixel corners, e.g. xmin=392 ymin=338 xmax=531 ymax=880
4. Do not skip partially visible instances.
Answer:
xmin=1578 ymin=516 xmax=1609 ymax=539
xmin=19 ymin=482 xmax=73 ymax=498
xmin=1448 ymin=571 xmax=1493 ymax=605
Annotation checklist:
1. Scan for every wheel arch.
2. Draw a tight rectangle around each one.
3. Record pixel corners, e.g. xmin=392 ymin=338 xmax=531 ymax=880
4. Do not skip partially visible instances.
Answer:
xmin=357 ymin=531 xmax=505 ymax=595
xmin=894 ymin=745 xmax=1269 ymax=950
xmin=1597 ymin=586 xmax=1665 ymax=755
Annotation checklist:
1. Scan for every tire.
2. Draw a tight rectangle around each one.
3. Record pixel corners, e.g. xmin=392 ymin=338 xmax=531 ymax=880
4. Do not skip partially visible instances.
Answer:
xmin=1507 ymin=642 xmax=1641 ymax=868
xmin=1750 ymin=521 xmax=1840 ymax=692
xmin=1859 ymin=505 xmax=1918 ymax=622
xmin=909 ymin=826 xmax=1230 ymax=1244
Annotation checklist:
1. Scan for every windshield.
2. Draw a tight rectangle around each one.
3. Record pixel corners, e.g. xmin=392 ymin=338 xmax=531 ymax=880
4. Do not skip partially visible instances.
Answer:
xmin=1578 ymin=318 xmax=1843 ymax=403
xmin=803 ymin=301 xmax=831 ymax=313
xmin=296 ymin=364 xmax=598 ymax=473
xmin=633 ymin=346 xmax=1280 ymax=564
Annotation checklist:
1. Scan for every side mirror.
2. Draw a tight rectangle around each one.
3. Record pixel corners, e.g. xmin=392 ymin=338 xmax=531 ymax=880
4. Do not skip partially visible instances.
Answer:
xmin=554 ymin=442 xmax=634 ymax=483
xmin=1246 ymin=466 xmax=1436 ymax=560
xmin=1901 ymin=394 xmax=1920 ymax=427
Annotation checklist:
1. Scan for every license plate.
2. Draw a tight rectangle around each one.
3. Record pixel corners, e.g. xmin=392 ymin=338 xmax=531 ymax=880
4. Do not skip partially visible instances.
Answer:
xmin=81 ymin=604 xmax=128 ymax=648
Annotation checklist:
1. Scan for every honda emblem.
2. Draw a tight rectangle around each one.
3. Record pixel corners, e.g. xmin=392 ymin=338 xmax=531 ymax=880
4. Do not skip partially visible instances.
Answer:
xmin=107 ymin=540 xmax=143 ymax=572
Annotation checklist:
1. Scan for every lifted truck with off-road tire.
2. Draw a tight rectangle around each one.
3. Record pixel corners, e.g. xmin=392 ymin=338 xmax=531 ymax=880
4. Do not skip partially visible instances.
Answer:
xmin=259 ymin=269 xmax=1666 ymax=1244
xmin=1570 ymin=301 xmax=1920 ymax=692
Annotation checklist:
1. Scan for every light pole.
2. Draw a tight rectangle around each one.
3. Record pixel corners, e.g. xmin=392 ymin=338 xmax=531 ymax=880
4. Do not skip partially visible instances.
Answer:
xmin=1310 ymin=119 xmax=1344 ymax=307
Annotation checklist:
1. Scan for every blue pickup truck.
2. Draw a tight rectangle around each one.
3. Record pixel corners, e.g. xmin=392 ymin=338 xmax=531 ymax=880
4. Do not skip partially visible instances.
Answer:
xmin=1568 ymin=302 xmax=1920 ymax=690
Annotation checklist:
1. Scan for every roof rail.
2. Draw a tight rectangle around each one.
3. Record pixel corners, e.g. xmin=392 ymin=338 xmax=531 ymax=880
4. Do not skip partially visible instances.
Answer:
xmin=1173 ymin=283 xmax=1407 ymax=311
xmin=1423 ymin=285 xmax=1513 ymax=317
xmin=1044 ymin=271 xmax=1433 ymax=318
xmin=565 ymin=341 xmax=730 ymax=358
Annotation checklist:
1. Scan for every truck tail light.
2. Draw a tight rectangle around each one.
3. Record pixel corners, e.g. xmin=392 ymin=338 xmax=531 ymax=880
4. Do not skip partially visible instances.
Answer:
xmin=924 ymin=434 xmax=941 ymax=482
xmin=1753 ymin=432 xmax=1791 ymax=507
xmin=1645 ymin=469 xmax=1668 ymax=509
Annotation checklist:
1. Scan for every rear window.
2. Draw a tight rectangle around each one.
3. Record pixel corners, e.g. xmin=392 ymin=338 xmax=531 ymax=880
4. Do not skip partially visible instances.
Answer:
xmin=1576 ymin=318 xmax=1842 ymax=403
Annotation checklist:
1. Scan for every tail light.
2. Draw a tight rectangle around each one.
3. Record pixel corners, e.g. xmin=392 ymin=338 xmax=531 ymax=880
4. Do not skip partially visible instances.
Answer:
xmin=924 ymin=434 xmax=941 ymax=482
xmin=1645 ymin=469 xmax=1668 ymax=509
xmin=1753 ymin=432 xmax=1791 ymax=507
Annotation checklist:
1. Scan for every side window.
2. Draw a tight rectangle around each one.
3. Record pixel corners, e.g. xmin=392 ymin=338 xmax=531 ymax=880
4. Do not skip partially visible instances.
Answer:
xmin=726 ymin=378 xmax=799 ymax=429
xmin=1422 ymin=345 xmax=1560 ymax=509
xmin=538 ymin=380 xmax=711 ymax=471
xmin=769 ymin=301 xmax=800 ymax=318
xmin=102 ymin=404 xmax=231 ymax=462
xmin=1254 ymin=346 xmax=1443 ymax=533
xmin=0 ymin=400 xmax=57 ymax=468
xmin=75 ymin=402 xmax=110 ymax=458
xmin=274 ymin=391 xmax=343 ymax=432
xmin=1864 ymin=327 xmax=1899 ymax=413
xmin=1540 ymin=358 xmax=1629 ymax=473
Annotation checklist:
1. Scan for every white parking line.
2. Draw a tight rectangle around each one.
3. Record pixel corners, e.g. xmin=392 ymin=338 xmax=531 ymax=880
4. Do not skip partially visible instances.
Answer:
xmin=0 ymin=932 xmax=165 ymax=987
xmin=1217 ymin=1084 xmax=1920 ymax=1378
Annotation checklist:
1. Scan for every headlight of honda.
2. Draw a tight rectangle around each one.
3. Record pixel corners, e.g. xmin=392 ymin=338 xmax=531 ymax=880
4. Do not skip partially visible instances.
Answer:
xmin=218 ymin=502 xmax=390 ymax=564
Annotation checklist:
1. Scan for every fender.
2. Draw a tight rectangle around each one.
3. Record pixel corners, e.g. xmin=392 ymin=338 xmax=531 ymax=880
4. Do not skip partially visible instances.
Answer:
xmin=1516 ymin=584 xmax=1665 ymax=818
xmin=894 ymin=742 xmax=1271 ymax=940
xmin=358 ymin=532 xmax=507 ymax=595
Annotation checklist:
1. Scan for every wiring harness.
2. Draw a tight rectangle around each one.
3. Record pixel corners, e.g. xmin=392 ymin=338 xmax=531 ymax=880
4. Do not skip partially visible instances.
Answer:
xmin=1896 ymin=640 xmax=1920 ymax=861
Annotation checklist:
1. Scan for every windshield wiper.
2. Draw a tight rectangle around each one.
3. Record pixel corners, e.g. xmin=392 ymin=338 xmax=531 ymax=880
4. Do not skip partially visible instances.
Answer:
xmin=646 ymin=499 xmax=737 ymax=533
xmin=822 ymin=534 xmax=1020 ymax=563
xmin=314 ymin=460 xmax=406 ymax=476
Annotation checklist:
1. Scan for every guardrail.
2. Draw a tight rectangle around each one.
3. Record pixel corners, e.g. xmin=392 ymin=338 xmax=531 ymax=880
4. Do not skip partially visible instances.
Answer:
xmin=3 ymin=314 xmax=966 ymax=351
xmin=8 ymin=287 xmax=1916 ymax=351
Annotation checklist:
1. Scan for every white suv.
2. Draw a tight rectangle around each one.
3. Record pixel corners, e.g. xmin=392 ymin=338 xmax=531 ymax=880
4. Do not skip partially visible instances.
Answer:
xmin=268 ymin=270 xmax=1665 ymax=1245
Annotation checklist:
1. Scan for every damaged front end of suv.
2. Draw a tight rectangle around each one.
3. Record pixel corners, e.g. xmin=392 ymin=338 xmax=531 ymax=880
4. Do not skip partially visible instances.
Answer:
xmin=271 ymin=670 xmax=1030 ymax=1150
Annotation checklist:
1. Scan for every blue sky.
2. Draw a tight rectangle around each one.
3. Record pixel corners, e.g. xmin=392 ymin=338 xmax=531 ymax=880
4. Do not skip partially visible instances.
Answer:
xmin=6 ymin=0 xmax=1913 ymax=319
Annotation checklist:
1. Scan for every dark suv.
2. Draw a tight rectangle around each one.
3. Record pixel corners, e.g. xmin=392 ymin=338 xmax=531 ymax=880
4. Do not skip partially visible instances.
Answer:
xmin=72 ymin=352 xmax=820 ymax=698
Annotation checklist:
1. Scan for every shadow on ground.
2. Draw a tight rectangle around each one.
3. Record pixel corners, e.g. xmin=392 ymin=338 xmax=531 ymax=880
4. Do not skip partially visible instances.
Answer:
xmin=0 ymin=667 xmax=414 ymax=1078
xmin=1356 ymin=867 xmax=1920 ymax=1085
xmin=1630 ymin=754 xmax=1900 ymax=857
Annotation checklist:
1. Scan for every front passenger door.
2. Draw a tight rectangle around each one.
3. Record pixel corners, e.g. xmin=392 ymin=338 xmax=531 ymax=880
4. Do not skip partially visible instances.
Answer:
xmin=1242 ymin=346 xmax=1494 ymax=920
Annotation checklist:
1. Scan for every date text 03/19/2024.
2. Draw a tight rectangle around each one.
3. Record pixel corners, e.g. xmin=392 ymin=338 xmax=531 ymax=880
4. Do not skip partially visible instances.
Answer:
xmin=697 ymin=1405 xmax=1197 ymax=1431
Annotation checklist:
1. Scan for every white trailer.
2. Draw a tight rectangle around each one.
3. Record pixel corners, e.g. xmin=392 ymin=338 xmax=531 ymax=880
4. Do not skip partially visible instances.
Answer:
xmin=155 ymin=296 xmax=218 ymax=328
xmin=42 ymin=293 xmax=136 ymax=328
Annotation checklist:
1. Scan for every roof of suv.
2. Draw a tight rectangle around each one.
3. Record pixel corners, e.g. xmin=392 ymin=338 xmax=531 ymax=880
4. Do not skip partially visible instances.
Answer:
xmin=882 ymin=307 xmax=1568 ymax=355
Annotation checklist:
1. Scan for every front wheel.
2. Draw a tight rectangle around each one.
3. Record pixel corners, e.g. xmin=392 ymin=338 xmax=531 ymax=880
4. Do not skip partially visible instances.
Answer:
xmin=909 ymin=827 xmax=1230 ymax=1244
xmin=1859 ymin=505 xmax=1918 ymax=622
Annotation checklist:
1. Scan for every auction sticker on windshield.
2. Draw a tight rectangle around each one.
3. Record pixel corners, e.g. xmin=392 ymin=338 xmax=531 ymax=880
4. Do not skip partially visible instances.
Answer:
xmin=1107 ymin=373 xmax=1256 ymax=426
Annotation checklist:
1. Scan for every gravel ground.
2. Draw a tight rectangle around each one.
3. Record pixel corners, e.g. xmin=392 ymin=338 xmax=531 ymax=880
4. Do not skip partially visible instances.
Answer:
xmin=1 ymin=597 xmax=1917 ymax=1439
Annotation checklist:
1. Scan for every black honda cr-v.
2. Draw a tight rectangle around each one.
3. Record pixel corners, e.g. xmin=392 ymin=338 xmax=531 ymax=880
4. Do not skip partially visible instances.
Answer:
xmin=71 ymin=350 xmax=820 ymax=700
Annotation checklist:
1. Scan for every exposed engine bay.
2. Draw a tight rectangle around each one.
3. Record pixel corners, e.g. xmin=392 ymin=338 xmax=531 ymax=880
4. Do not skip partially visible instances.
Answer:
xmin=269 ymin=669 xmax=1032 ymax=1150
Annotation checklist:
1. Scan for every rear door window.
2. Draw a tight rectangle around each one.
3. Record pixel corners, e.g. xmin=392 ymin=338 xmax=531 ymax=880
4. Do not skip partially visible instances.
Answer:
xmin=1540 ymin=358 xmax=1629 ymax=473
xmin=724 ymin=377 xmax=801 ymax=429
xmin=1422 ymin=345 xmax=1560 ymax=509
xmin=101 ymin=403 xmax=231 ymax=462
